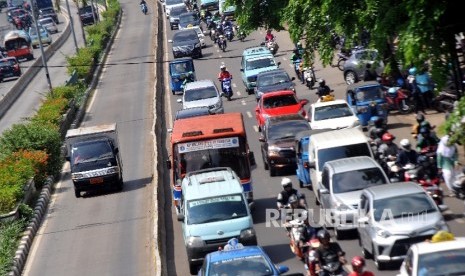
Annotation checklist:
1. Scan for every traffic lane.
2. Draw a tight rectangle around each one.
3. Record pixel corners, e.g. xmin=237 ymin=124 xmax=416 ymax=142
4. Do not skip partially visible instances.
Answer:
xmin=0 ymin=13 xmax=67 ymax=94
xmin=22 ymin=2 xmax=155 ymax=276
xmin=0 ymin=11 xmax=84 ymax=134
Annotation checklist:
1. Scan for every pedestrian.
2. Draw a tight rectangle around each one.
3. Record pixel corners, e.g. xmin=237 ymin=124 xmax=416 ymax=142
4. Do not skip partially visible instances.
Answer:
xmin=416 ymin=66 xmax=434 ymax=109
xmin=436 ymin=134 xmax=459 ymax=196
xmin=407 ymin=67 xmax=425 ymax=114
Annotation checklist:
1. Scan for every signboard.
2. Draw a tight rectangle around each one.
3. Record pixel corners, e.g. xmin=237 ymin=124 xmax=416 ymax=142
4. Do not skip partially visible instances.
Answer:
xmin=189 ymin=195 xmax=241 ymax=208
xmin=178 ymin=137 xmax=239 ymax=153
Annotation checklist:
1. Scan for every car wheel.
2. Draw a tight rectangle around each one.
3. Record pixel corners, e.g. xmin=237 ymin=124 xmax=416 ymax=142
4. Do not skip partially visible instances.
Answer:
xmin=334 ymin=228 xmax=344 ymax=240
xmin=170 ymin=25 xmax=173 ymax=30
xmin=344 ymin=70 xmax=358 ymax=85
xmin=269 ymin=166 xmax=276 ymax=177
xmin=361 ymin=243 xmax=372 ymax=259
xmin=263 ymin=155 xmax=269 ymax=170
xmin=247 ymin=88 xmax=253 ymax=95
xmin=189 ymin=262 xmax=199 ymax=275
xmin=115 ymin=178 xmax=123 ymax=192
xmin=74 ymin=189 xmax=81 ymax=198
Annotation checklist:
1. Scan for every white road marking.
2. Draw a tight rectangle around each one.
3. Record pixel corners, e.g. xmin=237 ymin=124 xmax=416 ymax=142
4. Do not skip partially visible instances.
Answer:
xmin=253 ymin=125 xmax=259 ymax=132
xmin=217 ymin=49 xmax=220 ymax=52
xmin=232 ymin=83 xmax=237 ymax=88
xmin=282 ymin=57 xmax=287 ymax=61
xmin=456 ymin=218 xmax=465 ymax=224
xmin=236 ymin=91 xmax=241 ymax=96
xmin=246 ymin=111 xmax=252 ymax=118
xmin=288 ymin=64 xmax=293 ymax=68
xmin=241 ymin=100 xmax=246 ymax=106
xmin=219 ymin=55 xmax=222 ymax=58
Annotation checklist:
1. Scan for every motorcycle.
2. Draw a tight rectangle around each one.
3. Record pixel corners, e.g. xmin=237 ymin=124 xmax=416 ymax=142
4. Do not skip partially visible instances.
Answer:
xmin=224 ymin=25 xmax=234 ymax=42
xmin=237 ymin=25 xmax=246 ymax=42
xmin=432 ymin=89 xmax=459 ymax=113
xmin=403 ymin=160 xmax=444 ymax=206
xmin=220 ymin=77 xmax=233 ymax=101
xmin=320 ymin=261 xmax=346 ymax=276
xmin=292 ymin=58 xmax=302 ymax=80
xmin=218 ymin=35 xmax=227 ymax=52
xmin=303 ymin=66 xmax=316 ymax=89
xmin=264 ymin=39 xmax=279 ymax=55
xmin=140 ymin=3 xmax=147 ymax=14
xmin=384 ymin=87 xmax=415 ymax=114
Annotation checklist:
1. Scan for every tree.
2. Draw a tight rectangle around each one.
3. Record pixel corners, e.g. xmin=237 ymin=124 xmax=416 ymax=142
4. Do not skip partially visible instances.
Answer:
xmin=230 ymin=0 xmax=465 ymax=90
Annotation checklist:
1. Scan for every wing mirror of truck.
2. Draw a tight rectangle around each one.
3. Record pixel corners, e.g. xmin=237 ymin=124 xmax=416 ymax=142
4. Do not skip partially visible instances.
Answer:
xmin=166 ymin=160 xmax=172 ymax=169
xmin=358 ymin=216 xmax=369 ymax=224
xmin=307 ymin=161 xmax=315 ymax=169
xmin=248 ymin=151 xmax=256 ymax=166
xmin=177 ymin=214 xmax=185 ymax=222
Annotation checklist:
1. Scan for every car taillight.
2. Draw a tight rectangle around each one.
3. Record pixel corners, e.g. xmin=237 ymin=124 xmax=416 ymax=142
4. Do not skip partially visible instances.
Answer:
xmin=14 ymin=64 xmax=19 ymax=70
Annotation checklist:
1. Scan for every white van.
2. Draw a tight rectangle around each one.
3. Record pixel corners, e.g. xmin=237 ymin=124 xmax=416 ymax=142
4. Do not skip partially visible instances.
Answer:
xmin=307 ymin=128 xmax=374 ymax=195
xmin=219 ymin=0 xmax=236 ymax=17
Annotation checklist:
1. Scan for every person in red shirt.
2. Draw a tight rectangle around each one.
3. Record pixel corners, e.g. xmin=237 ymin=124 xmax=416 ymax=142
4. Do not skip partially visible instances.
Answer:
xmin=348 ymin=256 xmax=375 ymax=276
xmin=265 ymin=29 xmax=275 ymax=42
xmin=218 ymin=65 xmax=232 ymax=81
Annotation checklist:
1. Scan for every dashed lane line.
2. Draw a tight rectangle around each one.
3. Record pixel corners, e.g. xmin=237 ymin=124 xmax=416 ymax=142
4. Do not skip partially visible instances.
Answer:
xmin=246 ymin=111 xmax=252 ymax=118
xmin=253 ymin=125 xmax=259 ymax=132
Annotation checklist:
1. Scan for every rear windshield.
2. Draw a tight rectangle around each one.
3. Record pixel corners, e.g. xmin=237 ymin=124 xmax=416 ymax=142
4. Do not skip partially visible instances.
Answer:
xmin=184 ymin=86 xmax=217 ymax=102
xmin=173 ymin=31 xmax=197 ymax=41
xmin=170 ymin=7 xmax=187 ymax=16
xmin=332 ymin=168 xmax=387 ymax=193
xmin=317 ymin=143 xmax=371 ymax=169
xmin=166 ymin=0 xmax=183 ymax=5
xmin=70 ymin=140 xmax=113 ymax=165
xmin=179 ymin=13 xmax=199 ymax=24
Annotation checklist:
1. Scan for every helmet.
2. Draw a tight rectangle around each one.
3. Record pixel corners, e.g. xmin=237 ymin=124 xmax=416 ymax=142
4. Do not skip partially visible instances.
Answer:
xmin=296 ymin=41 xmax=302 ymax=47
xmin=317 ymin=229 xmax=330 ymax=242
xmin=431 ymin=231 xmax=455 ymax=243
xmin=416 ymin=113 xmax=425 ymax=123
xmin=220 ymin=65 xmax=226 ymax=70
xmin=388 ymin=87 xmax=397 ymax=94
xmin=419 ymin=127 xmax=430 ymax=135
xmin=382 ymin=132 xmax=395 ymax=142
xmin=409 ymin=67 xmax=417 ymax=75
xmin=281 ymin=177 xmax=292 ymax=188
xmin=351 ymin=256 xmax=365 ymax=270
xmin=288 ymin=194 xmax=298 ymax=204
xmin=318 ymin=79 xmax=325 ymax=86
xmin=400 ymin=138 xmax=411 ymax=149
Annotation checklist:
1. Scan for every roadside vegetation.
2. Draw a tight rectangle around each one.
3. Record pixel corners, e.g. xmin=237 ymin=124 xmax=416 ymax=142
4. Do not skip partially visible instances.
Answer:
xmin=0 ymin=0 xmax=120 ymax=273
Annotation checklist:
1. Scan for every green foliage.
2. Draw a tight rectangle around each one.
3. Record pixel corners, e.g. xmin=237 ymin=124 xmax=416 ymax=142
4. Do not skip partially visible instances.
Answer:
xmin=66 ymin=47 xmax=95 ymax=79
xmin=33 ymin=97 xmax=69 ymax=126
xmin=445 ymin=97 xmax=465 ymax=145
xmin=0 ymin=219 xmax=27 ymax=275
xmin=51 ymin=85 xmax=81 ymax=100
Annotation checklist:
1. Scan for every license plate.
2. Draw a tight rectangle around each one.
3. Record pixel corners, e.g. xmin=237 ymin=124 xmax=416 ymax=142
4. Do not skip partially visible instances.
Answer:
xmin=90 ymin=177 xmax=104 ymax=184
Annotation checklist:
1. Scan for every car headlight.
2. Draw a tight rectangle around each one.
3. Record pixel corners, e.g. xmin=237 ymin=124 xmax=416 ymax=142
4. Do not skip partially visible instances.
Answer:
xmin=214 ymin=101 xmax=222 ymax=109
xmin=71 ymin=173 xmax=84 ymax=180
xmin=194 ymin=42 xmax=201 ymax=48
xmin=187 ymin=236 xmax=204 ymax=248
xmin=240 ymin=228 xmax=256 ymax=239
xmin=376 ymin=228 xmax=391 ymax=238
xmin=268 ymin=145 xmax=280 ymax=156
xmin=106 ymin=166 xmax=120 ymax=174
xmin=435 ymin=220 xmax=448 ymax=231
xmin=352 ymin=120 xmax=360 ymax=127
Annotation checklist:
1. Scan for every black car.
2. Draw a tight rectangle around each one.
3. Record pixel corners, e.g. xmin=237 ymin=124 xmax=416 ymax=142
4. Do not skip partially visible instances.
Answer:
xmin=178 ymin=11 xmax=200 ymax=30
xmin=174 ymin=106 xmax=211 ymax=120
xmin=78 ymin=5 xmax=99 ymax=25
xmin=171 ymin=29 xmax=202 ymax=59
xmin=259 ymin=114 xmax=310 ymax=176
xmin=39 ymin=7 xmax=59 ymax=24
xmin=0 ymin=57 xmax=21 ymax=82
xmin=169 ymin=6 xmax=188 ymax=30
xmin=254 ymin=69 xmax=296 ymax=101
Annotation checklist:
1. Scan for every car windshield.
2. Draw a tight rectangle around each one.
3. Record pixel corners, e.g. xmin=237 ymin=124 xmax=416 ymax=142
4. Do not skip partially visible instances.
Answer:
xmin=263 ymin=95 xmax=298 ymax=108
xmin=317 ymin=143 xmax=371 ymax=170
xmin=170 ymin=62 xmax=194 ymax=74
xmin=208 ymin=254 xmax=274 ymax=276
xmin=184 ymin=86 xmax=217 ymax=101
xmin=40 ymin=18 xmax=54 ymax=24
xmin=417 ymin=248 xmax=465 ymax=276
xmin=70 ymin=140 xmax=113 ymax=165
xmin=0 ymin=59 xmax=15 ymax=67
xmin=187 ymin=194 xmax=248 ymax=225
xmin=267 ymin=120 xmax=310 ymax=141
xmin=180 ymin=14 xmax=198 ymax=24
xmin=166 ymin=0 xmax=183 ymax=5
xmin=332 ymin=168 xmax=387 ymax=193
xmin=79 ymin=6 xmax=94 ymax=13
xmin=314 ymin=103 xmax=353 ymax=121
xmin=355 ymin=50 xmax=378 ymax=61
xmin=174 ymin=31 xmax=197 ymax=41
xmin=257 ymin=73 xmax=290 ymax=86
xmin=354 ymin=86 xmax=384 ymax=102
xmin=175 ymin=108 xmax=210 ymax=119
xmin=170 ymin=7 xmax=186 ymax=16
xmin=373 ymin=192 xmax=437 ymax=221
xmin=246 ymin=58 xmax=275 ymax=70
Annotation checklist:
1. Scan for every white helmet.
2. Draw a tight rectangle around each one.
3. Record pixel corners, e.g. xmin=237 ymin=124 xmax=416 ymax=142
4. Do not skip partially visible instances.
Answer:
xmin=220 ymin=65 xmax=226 ymax=70
xmin=400 ymin=138 xmax=411 ymax=149
xmin=281 ymin=177 xmax=292 ymax=187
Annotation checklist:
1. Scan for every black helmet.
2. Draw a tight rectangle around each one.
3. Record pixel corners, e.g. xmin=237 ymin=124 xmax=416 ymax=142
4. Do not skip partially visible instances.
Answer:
xmin=317 ymin=229 xmax=330 ymax=241
xmin=318 ymin=79 xmax=326 ymax=86
xmin=419 ymin=127 xmax=430 ymax=135
xmin=416 ymin=113 xmax=425 ymax=123
xmin=288 ymin=194 xmax=298 ymax=204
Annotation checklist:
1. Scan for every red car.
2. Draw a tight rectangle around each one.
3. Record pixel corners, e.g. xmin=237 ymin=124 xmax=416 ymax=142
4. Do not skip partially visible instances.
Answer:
xmin=255 ymin=90 xmax=308 ymax=131
xmin=0 ymin=57 xmax=21 ymax=82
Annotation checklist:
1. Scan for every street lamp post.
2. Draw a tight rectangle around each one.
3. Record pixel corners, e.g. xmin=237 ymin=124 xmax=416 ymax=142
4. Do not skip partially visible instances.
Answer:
xmin=31 ymin=0 xmax=53 ymax=94
xmin=65 ymin=0 xmax=79 ymax=54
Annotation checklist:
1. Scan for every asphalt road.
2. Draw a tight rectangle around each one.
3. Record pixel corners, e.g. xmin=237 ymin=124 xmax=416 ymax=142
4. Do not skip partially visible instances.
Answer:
xmin=161 ymin=11 xmax=465 ymax=276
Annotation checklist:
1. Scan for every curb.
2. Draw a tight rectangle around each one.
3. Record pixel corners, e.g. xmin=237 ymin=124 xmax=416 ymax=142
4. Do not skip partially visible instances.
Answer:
xmin=7 ymin=8 xmax=123 ymax=276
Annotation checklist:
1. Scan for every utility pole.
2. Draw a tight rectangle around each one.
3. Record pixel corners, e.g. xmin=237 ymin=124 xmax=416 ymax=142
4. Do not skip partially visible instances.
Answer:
xmin=65 ymin=0 xmax=79 ymax=54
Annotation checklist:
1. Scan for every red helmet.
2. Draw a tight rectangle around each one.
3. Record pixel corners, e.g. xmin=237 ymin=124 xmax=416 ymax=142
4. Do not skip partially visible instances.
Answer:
xmin=382 ymin=132 xmax=395 ymax=142
xmin=351 ymin=256 xmax=365 ymax=270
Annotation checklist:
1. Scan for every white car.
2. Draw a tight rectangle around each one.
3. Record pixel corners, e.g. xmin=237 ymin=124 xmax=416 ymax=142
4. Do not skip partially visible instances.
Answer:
xmin=186 ymin=26 xmax=206 ymax=48
xmin=38 ymin=17 xmax=58 ymax=34
xmin=398 ymin=236 xmax=465 ymax=276
xmin=307 ymin=99 xmax=360 ymax=129
xmin=176 ymin=80 xmax=224 ymax=114
xmin=163 ymin=0 xmax=185 ymax=18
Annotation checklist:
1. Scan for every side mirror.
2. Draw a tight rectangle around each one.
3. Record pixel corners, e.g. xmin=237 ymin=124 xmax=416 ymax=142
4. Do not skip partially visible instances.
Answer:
xmin=389 ymin=177 xmax=399 ymax=183
xmin=439 ymin=205 xmax=449 ymax=212
xmin=307 ymin=161 xmax=316 ymax=169
xmin=303 ymin=161 xmax=310 ymax=168
xmin=277 ymin=266 xmax=289 ymax=274
xmin=255 ymin=106 xmax=259 ymax=113
xmin=291 ymin=77 xmax=296 ymax=81
xmin=166 ymin=160 xmax=172 ymax=169
xmin=249 ymin=151 xmax=256 ymax=166
xmin=240 ymin=68 xmax=244 ymax=72
xmin=176 ymin=99 xmax=182 ymax=103
xmin=177 ymin=214 xmax=185 ymax=222
xmin=319 ymin=188 xmax=329 ymax=194
xmin=358 ymin=216 xmax=369 ymax=224
xmin=260 ymin=42 xmax=265 ymax=46
xmin=277 ymin=61 xmax=281 ymax=66
xmin=167 ymin=128 xmax=173 ymax=133
xmin=300 ymin=99 xmax=309 ymax=105
xmin=168 ymin=39 xmax=173 ymax=43
xmin=258 ymin=136 xmax=265 ymax=142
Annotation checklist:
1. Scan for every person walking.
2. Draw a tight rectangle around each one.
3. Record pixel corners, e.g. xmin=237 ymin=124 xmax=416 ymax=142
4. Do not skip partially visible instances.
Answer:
xmin=407 ymin=67 xmax=425 ymax=114
xmin=436 ymin=134 xmax=459 ymax=196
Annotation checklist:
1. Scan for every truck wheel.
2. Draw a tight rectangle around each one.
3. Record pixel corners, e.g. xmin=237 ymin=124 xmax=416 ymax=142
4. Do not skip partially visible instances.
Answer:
xmin=116 ymin=178 xmax=124 ymax=191
xmin=74 ymin=189 xmax=81 ymax=198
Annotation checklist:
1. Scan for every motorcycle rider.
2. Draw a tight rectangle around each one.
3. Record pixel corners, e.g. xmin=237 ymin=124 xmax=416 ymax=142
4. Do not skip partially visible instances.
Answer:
xmin=277 ymin=177 xmax=306 ymax=210
xmin=411 ymin=113 xmax=435 ymax=139
xmin=368 ymin=116 xmax=386 ymax=141
xmin=314 ymin=229 xmax=347 ymax=276
xmin=218 ymin=65 xmax=232 ymax=81
xmin=416 ymin=127 xmax=439 ymax=152
xmin=407 ymin=67 xmax=426 ymax=114
xmin=348 ymin=256 xmax=374 ymax=276
xmin=265 ymin=29 xmax=275 ymax=42
xmin=140 ymin=0 xmax=147 ymax=9
xmin=378 ymin=132 xmax=399 ymax=161
xmin=396 ymin=139 xmax=419 ymax=168
xmin=316 ymin=79 xmax=331 ymax=98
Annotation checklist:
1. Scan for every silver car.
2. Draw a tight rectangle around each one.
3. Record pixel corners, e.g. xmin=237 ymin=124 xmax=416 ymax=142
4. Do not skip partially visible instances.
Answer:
xmin=38 ymin=17 xmax=58 ymax=34
xmin=177 ymin=80 xmax=224 ymax=114
xmin=342 ymin=49 xmax=384 ymax=85
xmin=357 ymin=182 xmax=448 ymax=270
xmin=317 ymin=156 xmax=389 ymax=239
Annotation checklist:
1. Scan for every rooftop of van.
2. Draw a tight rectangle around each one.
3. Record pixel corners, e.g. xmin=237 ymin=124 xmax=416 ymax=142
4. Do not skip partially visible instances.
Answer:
xmin=182 ymin=168 xmax=243 ymax=200
xmin=242 ymin=47 xmax=272 ymax=59
xmin=310 ymin=128 xmax=368 ymax=149
xmin=325 ymin=156 xmax=380 ymax=174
